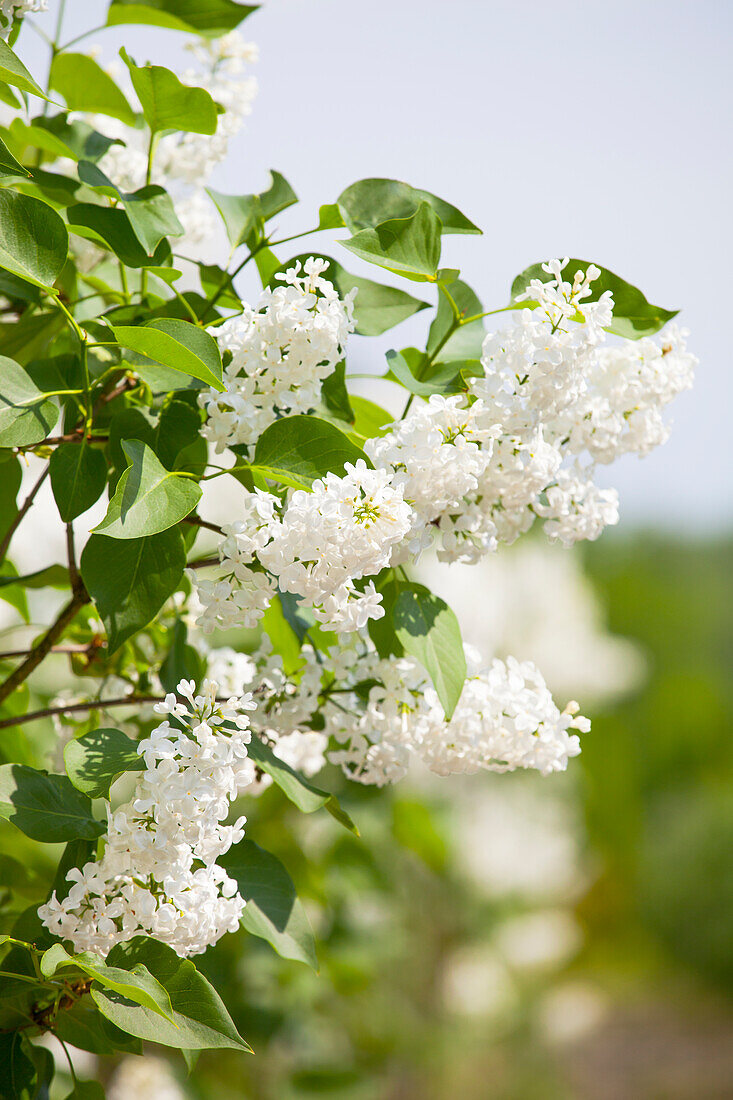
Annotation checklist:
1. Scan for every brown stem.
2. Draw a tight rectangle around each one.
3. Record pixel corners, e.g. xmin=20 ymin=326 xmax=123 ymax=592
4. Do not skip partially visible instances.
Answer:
xmin=0 ymin=693 xmax=231 ymax=730
xmin=91 ymin=372 xmax=136 ymax=418
xmin=65 ymin=523 xmax=80 ymax=591
xmin=17 ymin=432 xmax=110 ymax=453
xmin=183 ymin=516 xmax=223 ymax=535
xmin=0 ymin=587 xmax=89 ymax=707
xmin=186 ymin=555 xmax=220 ymax=569
xmin=0 ymin=644 xmax=91 ymax=659
xmin=0 ymin=466 xmax=49 ymax=563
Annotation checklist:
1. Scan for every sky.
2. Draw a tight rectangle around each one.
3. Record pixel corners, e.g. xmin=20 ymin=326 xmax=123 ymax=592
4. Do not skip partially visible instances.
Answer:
xmin=19 ymin=0 xmax=733 ymax=530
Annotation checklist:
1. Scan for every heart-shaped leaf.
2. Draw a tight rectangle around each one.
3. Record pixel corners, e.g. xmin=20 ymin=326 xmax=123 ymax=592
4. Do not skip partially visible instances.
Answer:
xmin=340 ymin=202 xmax=442 ymax=282
xmin=107 ymin=0 xmax=258 ymax=35
xmin=80 ymin=528 xmax=186 ymax=654
xmin=64 ymin=727 xmax=145 ymax=800
xmin=338 ymin=177 xmax=480 ymax=236
xmin=121 ymin=48 xmax=219 ymax=135
xmin=0 ymin=356 xmax=58 ymax=447
xmin=94 ymin=439 xmax=201 ymax=539
xmin=251 ymin=415 xmax=369 ymax=489
xmin=49 ymin=441 xmax=108 ymax=522
xmin=220 ymin=839 xmax=317 ymax=968
xmin=0 ymin=764 xmax=104 ymax=843
xmin=94 ymin=936 xmax=251 ymax=1051
xmin=392 ymin=584 xmax=466 ymax=719
xmin=49 ymin=52 xmax=135 ymax=125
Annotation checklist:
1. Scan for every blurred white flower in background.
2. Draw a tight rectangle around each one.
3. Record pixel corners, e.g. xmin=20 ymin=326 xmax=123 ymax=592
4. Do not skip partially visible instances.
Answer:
xmin=418 ymin=539 xmax=644 ymax=704
xmin=108 ymin=1055 xmax=187 ymax=1100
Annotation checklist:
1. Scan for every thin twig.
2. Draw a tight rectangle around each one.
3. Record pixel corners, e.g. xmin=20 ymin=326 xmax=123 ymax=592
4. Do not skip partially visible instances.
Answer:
xmin=0 ymin=466 xmax=49 ymax=563
xmin=0 ymin=694 xmax=231 ymax=730
xmin=65 ymin=524 xmax=80 ymax=592
xmin=186 ymin=556 xmax=220 ymax=570
xmin=91 ymin=373 xmax=136 ymax=418
xmin=0 ymin=588 xmax=89 ymax=707
xmin=183 ymin=516 xmax=224 ymax=535
xmin=0 ymin=645 xmax=91 ymax=660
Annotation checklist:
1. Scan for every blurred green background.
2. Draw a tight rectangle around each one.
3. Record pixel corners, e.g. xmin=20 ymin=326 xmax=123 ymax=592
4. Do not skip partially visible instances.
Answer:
xmin=5 ymin=530 xmax=729 ymax=1099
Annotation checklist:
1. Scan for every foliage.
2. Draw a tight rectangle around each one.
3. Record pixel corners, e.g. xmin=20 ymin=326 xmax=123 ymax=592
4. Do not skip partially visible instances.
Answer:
xmin=0 ymin=3 xmax=690 ymax=1095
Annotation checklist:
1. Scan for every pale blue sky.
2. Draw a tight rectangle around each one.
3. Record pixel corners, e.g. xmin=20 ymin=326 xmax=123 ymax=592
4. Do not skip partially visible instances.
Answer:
xmin=22 ymin=0 xmax=733 ymax=528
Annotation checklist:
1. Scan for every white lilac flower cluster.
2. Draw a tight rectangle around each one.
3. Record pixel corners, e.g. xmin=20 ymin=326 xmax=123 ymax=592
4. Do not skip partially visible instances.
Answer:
xmin=466 ymin=260 xmax=696 ymax=549
xmin=193 ymin=260 xmax=694 ymax=635
xmin=325 ymin=642 xmax=587 ymax=786
xmin=0 ymin=0 xmax=46 ymax=39
xmin=200 ymin=635 xmax=586 ymax=789
xmin=205 ymin=642 xmax=328 ymax=787
xmin=364 ymin=393 xmax=500 ymax=563
xmin=199 ymin=258 xmax=356 ymax=450
xmin=192 ymin=461 xmax=412 ymax=634
xmin=39 ymin=681 xmax=256 ymax=958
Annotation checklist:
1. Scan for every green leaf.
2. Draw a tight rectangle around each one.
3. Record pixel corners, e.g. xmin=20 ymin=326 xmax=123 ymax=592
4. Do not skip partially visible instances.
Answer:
xmin=0 ymin=764 xmax=104 ymax=843
xmin=0 ymin=560 xmax=29 ymax=621
xmin=64 ymin=727 xmax=145 ymax=800
xmin=111 ymin=318 xmax=224 ymax=390
xmin=0 ymin=1032 xmax=48 ymax=1100
xmin=0 ymin=38 xmax=47 ymax=100
xmin=338 ymin=178 xmax=481 ymax=236
xmin=0 ymin=190 xmax=68 ymax=291
xmin=78 ymin=161 xmax=183 ymax=254
xmin=0 ymin=310 xmax=64 ymax=366
xmin=80 ymin=528 xmax=186 ymax=654
xmin=49 ymin=52 xmax=135 ymax=125
xmin=55 ymin=999 xmax=142 ymax=1056
xmin=340 ymin=202 xmax=442 ymax=282
xmin=392 ymin=584 xmax=466 ymax=719
xmin=94 ymin=439 xmax=201 ymax=539
xmin=427 ymin=277 xmax=485 ymax=362
xmin=121 ymin=48 xmax=218 ymax=135
xmin=8 ymin=116 xmax=80 ymax=163
xmin=32 ymin=114 xmax=122 ymax=164
xmin=260 ymin=596 xmax=302 ymax=676
xmin=67 ymin=203 xmax=171 ymax=268
xmin=49 ymin=441 xmax=108 ymax=522
xmin=208 ymin=170 xmax=298 ymax=250
xmin=108 ymin=399 xmax=202 ymax=487
xmin=318 ymin=202 xmax=345 ymax=230
xmin=159 ymin=620 xmax=206 ymax=694
xmin=348 ymin=396 xmax=393 ymax=446
xmin=198 ymin=263 xmax=241 ymax=310
xmin=41 ymin=944 xmax=176 ymax=1023
xmin=95 ymin=936 xmax=251 ymax=1051
xmin=0 ymin=134 xmax=27 ymax=176
xmin=0 ymin=81 xmax=21 ymax=109
xmin=220 ymin=839 xmax=317 ymax=968
xmin=385 ymin=348 xmax=462 ymax=396
xmin=63 ymin=1081 xmax=106 ymax=1100
xmin=252 ymin=415 xmax=368 ymax=488
xmin=0 ymin=356 xmax=58 ymax=446
xmin=510 ymin=259 xmax=678 ymax=339
xmin=391 ymin=798 xmax=446 ymax=872
xmin=0 ymin=563 xmax=68 ymax=590
xmin=107 ymin=0 xmax=258 ymax=35
xmin=267 ymin=252 xmax=428 ymax=336
xmin=320 ymin=361 xmax=353 ymax=423
xmin=0 ymin=451 xmax=22 ymax=562
xmin=246 ymin=734 xmax=358 ymax=834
